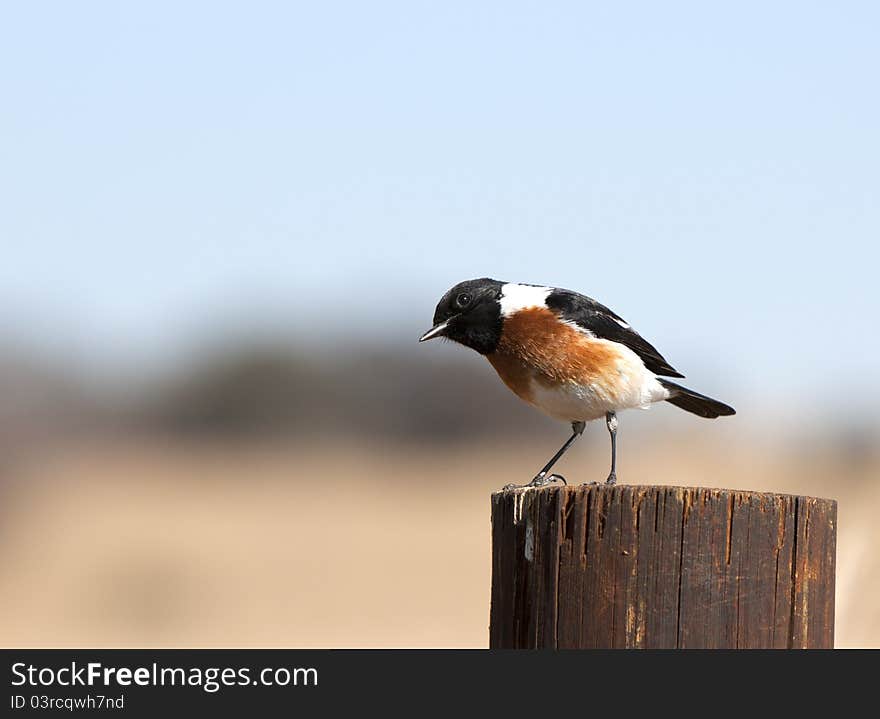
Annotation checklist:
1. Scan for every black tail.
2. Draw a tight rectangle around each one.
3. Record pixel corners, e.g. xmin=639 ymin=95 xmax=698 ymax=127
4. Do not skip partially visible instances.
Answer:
xmin=658 ymin=379 xmax=735 ymax=419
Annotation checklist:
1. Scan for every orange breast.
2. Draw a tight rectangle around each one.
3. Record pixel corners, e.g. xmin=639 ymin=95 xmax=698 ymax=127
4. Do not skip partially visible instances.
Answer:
xmin=486 ymin=307 xmax=623 ymax=401
xmin=486 ymin=351 xmax=537 ymax=403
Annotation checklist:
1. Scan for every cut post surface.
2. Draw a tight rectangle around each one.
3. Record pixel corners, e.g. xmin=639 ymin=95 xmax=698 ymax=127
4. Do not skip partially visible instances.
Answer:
xmin=489 ymin=485 xmax=836 ymax=649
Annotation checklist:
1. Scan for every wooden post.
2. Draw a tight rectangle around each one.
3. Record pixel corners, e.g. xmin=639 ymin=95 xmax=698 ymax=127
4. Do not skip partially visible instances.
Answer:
xmin=490 ymin=485 xmax=836 ymax=649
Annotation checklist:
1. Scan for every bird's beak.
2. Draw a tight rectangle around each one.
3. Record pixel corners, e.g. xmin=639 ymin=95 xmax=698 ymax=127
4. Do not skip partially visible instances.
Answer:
xmin=418 ymin=318 xmax=451 ymax=342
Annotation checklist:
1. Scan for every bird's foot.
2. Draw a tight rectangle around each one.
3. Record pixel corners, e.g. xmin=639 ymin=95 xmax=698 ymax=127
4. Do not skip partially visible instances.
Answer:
xmin=580 ymin=472 xmax=617 ymax=486
xmin=503 ymin=473 xmax=567 ymax=491
xmin=533 ymin=473 xmax=567 ymax=487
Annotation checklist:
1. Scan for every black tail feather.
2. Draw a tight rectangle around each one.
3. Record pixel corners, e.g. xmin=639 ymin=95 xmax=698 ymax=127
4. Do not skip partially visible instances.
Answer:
xmin=658 ymin=379 xmax=735 ymax=419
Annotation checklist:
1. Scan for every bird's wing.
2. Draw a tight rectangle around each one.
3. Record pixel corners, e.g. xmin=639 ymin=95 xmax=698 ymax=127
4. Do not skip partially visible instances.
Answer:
xmin=545 ymin=289 xmax=685 ymax=378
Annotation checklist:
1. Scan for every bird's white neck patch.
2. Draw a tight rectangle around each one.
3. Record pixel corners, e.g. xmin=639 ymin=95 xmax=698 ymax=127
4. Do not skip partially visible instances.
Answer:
xmin=499 ymin=283 xmax=552 ymax=317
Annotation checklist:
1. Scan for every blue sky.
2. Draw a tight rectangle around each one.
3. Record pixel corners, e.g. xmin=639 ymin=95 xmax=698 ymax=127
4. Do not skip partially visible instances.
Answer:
xmin=1 ymin=2 xmax=878 ymax=408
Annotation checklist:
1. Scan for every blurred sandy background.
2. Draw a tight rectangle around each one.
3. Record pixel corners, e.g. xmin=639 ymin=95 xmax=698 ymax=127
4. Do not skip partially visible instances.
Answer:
xmin=1 ymin=344 xmax=878 ymax=648
xmin=1 ymin=2 xmax=878 ymax=647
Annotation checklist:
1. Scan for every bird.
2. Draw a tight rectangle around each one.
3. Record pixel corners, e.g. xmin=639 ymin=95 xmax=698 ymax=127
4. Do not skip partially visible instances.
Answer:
xmin=418 ymin=278 xmax=735 ymax=488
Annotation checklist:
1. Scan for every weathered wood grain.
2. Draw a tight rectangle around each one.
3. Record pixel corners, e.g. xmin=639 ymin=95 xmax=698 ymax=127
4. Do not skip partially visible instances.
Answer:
xmin=489 ymin=485 xmax=836 ymax=649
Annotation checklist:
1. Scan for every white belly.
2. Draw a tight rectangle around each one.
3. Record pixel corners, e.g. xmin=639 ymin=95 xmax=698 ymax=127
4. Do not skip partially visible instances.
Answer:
xmin=528 ymin=348 xmax=670 ymax=422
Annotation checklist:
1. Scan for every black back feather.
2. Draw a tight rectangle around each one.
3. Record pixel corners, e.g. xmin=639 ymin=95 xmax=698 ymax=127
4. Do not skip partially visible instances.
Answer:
xmin=545 ymin=289 xmax=685 ymax=378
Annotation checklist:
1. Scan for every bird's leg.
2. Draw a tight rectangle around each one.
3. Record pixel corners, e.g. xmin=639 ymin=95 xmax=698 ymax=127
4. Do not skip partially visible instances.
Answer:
xmin=605 ymin=411 xmax=618 ymax=485
xmin=503 ymin=421 xmax=585 ymax=490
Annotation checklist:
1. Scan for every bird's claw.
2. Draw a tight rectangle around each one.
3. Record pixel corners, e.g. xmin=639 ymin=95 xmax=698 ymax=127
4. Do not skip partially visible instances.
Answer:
xmin=532 ymin=473 xmax=566 ymax=487
xmin=580 ymin=473 xmax=617 ymax=487
xmin=503 ymin=473 xmax=567 ymax=491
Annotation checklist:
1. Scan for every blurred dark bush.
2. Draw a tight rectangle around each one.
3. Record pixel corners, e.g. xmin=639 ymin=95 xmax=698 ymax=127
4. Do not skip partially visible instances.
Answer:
xmin=0 ymin=339 xmax=546 ymax=445
xmin=139 ymin=343 xmax=546 ymax=442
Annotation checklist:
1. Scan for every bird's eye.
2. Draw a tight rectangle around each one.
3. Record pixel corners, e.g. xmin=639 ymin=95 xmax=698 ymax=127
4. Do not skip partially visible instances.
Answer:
xmin=455 ymin=293 xmax=472 ymax=309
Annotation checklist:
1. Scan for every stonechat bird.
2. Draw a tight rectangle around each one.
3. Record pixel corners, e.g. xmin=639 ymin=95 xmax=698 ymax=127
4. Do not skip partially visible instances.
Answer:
xmin=419 ymin=278 xmax=735 ymax=488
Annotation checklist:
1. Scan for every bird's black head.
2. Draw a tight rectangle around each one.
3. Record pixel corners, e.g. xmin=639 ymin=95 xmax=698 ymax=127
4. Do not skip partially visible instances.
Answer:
xmin=419 ymin=278 xmax=505 ymax=354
